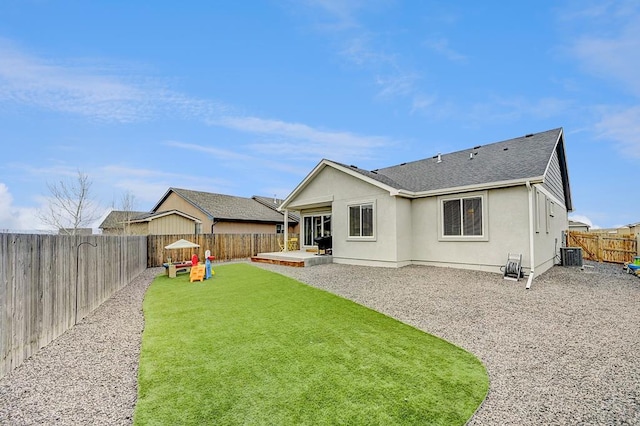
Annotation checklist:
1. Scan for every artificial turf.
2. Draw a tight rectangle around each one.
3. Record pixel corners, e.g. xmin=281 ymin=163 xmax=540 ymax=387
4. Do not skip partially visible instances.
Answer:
xmin=134 ymin=263 xmax=488 ymax=425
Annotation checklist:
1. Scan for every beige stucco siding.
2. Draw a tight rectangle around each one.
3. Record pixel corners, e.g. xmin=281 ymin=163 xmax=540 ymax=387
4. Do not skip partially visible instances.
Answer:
xmin=287 ymin=164 xmax=570 ymax=274
xmin=395 ymin=198 xmax=413 ymax=266
xmin=411 ymin=186 xmax=531 ymax=272
xmin=293 ymin=166 xmax=402 ymax=265
xmin=533 ymin=185 xmax=569 ymax=274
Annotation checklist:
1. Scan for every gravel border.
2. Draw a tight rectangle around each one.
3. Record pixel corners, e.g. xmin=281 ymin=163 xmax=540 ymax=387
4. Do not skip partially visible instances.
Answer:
xmin=0 ymin=267 xmax=163 ymax=426
xmin=1 ymin=262 xmax=638 ymax=425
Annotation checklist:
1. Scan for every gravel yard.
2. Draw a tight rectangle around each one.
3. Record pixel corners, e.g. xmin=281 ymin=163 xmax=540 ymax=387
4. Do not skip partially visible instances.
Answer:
xmin=0 ymin=261 xmax=638 ymax=425
xmin=0 ymin=267 xmax=163 ymax=426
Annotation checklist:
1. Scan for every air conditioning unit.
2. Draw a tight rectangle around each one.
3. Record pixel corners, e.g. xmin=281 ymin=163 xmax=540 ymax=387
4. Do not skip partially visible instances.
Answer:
xmin=560 ymin=247 xmax=583 ymax=267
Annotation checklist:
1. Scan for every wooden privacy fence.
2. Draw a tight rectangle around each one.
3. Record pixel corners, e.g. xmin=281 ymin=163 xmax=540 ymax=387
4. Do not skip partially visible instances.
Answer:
xmin=148 ymin=233 xmax=298 ymax=267
xmin=567 ymin=231 xmax=638 ymax=264
xmin=0 ymin=233 xmax=147 ymax=379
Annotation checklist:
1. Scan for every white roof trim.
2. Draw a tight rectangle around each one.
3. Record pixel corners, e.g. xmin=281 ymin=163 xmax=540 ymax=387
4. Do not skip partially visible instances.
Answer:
xmin=391 ymin=176 xmax=545 ymax=199
xmin=280 ymin=159 xmax=398 ymax=210
xmin=132 ymin=210 xmax=202 ymax=224
xmin=286 ymin=195 xmax=334 ymax=210
xmin=280 ymin=158 xmax=550 ymax=210
xmin=541 ymin=128 xmax=564 ymax=184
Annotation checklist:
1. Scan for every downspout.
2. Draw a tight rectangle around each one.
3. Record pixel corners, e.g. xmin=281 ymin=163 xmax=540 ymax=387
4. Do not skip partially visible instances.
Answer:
xmin=283 ymin=209 xmax=289 ymax=252
xmin=526 ymin=181 xmax=535 ymax=289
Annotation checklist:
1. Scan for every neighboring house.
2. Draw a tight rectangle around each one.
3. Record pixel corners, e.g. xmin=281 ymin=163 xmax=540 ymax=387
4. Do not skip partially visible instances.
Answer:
xmin=587 ymin=226 xmax=634 ymax=236
xmin=99 ymin=209 xmax=202 ymax=235
xmin=625 ymin=222 xmax=640 ymax=236
xmin=151 ymin=188 xmax=299 ymax=234
xmin=568 ymin=220 xmax=590 ymax=232
xmin=279 ymin=128 xmax=572 ymax=279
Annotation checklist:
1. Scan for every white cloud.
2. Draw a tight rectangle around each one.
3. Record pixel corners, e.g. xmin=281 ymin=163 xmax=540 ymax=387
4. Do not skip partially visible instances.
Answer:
xmin=562 ymin=2 xmax=640 ymax=96
xmin=410 ymin=94 xmax=438 ymax=114
xmin=469 ymin=96 xmax=573 ymax=124
xmin=164 ymin=141 xmax=257 ymax=163
xmin=0 ymin=183 xmax=49 ymax=231
xmin=375 ymin=72 xmax=421 ymax=99
xmin=568 ymin=214 xmax=595 ymax=228
xmin=97 ymin=164 xmax=235 ymax=204
xmin=0 ymin=38 xmax=226 ymax=123
xmin=211 ymin=115 xmax=390 ymax=163
xmin=290 ymin=2 xmax=433 ymax=110
xmin=423 ymin=37 xmax=467 ymax=63
xmin=594 ymin=105 xmax=640 ymax=158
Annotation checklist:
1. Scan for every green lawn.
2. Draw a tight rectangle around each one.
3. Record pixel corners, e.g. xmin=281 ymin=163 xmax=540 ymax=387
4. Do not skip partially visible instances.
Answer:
xmin=134 ymin=263 xmax=488 ymax=425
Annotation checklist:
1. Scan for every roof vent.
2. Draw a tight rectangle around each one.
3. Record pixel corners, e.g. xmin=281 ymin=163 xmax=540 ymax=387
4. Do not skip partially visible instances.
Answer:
xmin=400 ymin=162 xmax=407 ymax=166
xmin=437 ymin=153 xmax=442 ymax=163
xmin=525 ymin=133 xmax=534 ymax=138
xmin=503 ymin=147 xmax=509 ymax=151
xmin=371 ymin=170 xmax=378 ymax=174
xmin=473 ymin=145 xmax=481 ymax=149
xmin=469 ymin=153 xmax=473 ymax=160
xmin=350 ymin=165 xmax=358 ymax=169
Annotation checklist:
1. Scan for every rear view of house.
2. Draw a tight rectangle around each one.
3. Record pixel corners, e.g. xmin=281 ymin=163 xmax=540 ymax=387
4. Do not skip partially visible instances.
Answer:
xmin=279 ymin=128 xmax=572 ymax=280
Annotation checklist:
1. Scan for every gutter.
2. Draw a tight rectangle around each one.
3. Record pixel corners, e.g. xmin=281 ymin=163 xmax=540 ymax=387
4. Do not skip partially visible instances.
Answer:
xmin=389 ymin=176 xmax=546 ymax=199
xmin=526 ymin=181 xmax=535 ymax=289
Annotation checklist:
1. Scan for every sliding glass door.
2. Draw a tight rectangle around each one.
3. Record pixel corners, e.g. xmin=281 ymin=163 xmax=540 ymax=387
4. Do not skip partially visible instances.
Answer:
xmin=303 ymin=214 xmax=331 ymax=246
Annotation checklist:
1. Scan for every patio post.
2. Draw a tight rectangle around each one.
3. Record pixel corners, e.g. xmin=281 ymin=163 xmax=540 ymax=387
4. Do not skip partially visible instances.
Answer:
xmin=284 ymin=209 xmax=289 ymax=252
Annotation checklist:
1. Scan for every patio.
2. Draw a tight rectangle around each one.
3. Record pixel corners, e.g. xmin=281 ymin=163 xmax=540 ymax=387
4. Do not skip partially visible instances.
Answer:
xmin=251 ymin=249 xmax=333 ymax=267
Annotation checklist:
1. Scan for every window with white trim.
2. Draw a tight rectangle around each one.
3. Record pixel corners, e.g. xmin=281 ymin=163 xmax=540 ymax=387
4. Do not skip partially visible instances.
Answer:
xmin=442 ymin=196 xmax=483 ymax=237
xmin=348 ymin=203 xmax=374 ymax=238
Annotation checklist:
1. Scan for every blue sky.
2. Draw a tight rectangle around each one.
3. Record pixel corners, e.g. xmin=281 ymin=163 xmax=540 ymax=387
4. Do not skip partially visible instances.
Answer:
xmin=1 ymin=0 xmax=639 ymax=231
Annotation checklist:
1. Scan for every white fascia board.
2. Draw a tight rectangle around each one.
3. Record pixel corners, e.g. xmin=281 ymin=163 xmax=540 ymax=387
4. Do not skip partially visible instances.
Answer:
xmin=279 ymin=159 xmax=399 ymax=210
xmin=542 ymin=128 xmax=564 ymax=181
xmin=390 ymin=176 xmax=545 ymax=199
xmin=286 ymin=195 xmax=334 ymax=210
xmin=142 ymin=210 xmax=202 ymax=223
xmin=328 ymin=161 xmax=399 ymax=194
xmin=279 ymin=160 xmax=329 ymax=211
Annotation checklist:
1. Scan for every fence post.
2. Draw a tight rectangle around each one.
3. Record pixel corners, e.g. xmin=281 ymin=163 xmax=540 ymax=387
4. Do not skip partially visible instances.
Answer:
xmin=637 ymin=234 xmax=640 ymax=257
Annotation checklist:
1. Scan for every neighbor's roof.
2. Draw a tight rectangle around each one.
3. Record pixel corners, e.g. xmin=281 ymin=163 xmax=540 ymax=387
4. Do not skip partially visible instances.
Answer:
xmin=153 ymin=188 xmax=299 ymax=223
xmin=252 ymin=195 xmax=300 ymax=221
xmin=99 ymin=210 xmax=149 ymax=229
xmin=282 ymin=128 xmax=571 ymax=210
xmin=99 ymin=209 xmax=202 ymax=229
xmin=569 ymin=220 xmax=589 ymax=227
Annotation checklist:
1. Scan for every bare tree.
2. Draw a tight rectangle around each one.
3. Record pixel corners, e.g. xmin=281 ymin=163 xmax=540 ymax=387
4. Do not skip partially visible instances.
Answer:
xmin=38 ymin=170 xmax=101 ymax=235
xmin=118 ymin=190 xmax=138 ymax=235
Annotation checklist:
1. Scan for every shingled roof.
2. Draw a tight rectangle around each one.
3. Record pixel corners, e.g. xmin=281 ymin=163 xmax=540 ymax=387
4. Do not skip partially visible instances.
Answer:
xmin=282 ymin=128 xmax=571 ymax=210
xmin=252 ymin=196 xmax=300 ymax=221
xmin=155 ymin=188 xmax=298 ymax=223
xmin=346 ymin=128 xmax=564 ymax=192
xmin=99 ymin=209 xmax=202 ymax=230
xmin=99 ymin=210 xmax=149 ymax=229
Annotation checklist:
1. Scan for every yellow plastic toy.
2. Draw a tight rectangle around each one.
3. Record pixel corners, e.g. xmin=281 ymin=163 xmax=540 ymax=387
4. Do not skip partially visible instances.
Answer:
xmin=190 ymin=264 xmax=206 ymax=282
